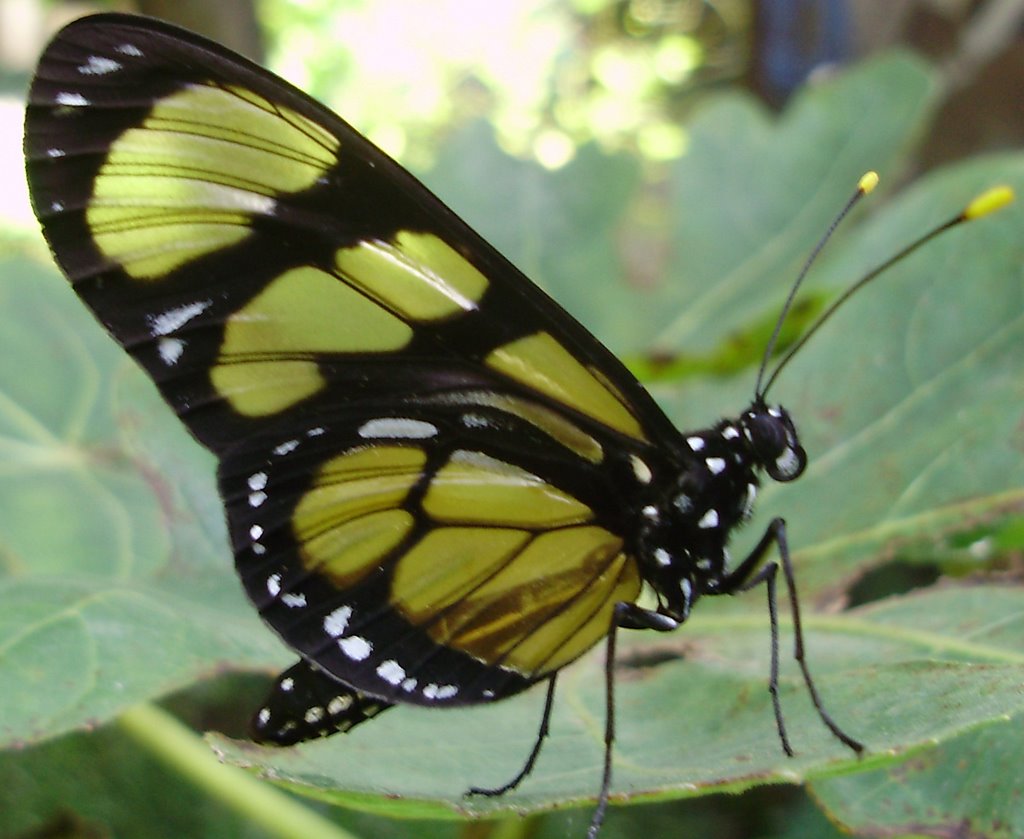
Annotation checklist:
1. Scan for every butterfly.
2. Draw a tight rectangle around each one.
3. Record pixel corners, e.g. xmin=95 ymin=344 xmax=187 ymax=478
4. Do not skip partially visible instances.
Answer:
xmin=25 ymin=12 xmax=1010 ymax=837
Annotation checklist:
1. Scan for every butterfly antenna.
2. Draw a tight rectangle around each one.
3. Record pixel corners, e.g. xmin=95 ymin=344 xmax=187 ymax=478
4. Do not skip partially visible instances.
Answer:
xmin=757 ymin=179 xmax=1014 ymax=399
xmin=753 ymin=171 xmax=879 ymax=399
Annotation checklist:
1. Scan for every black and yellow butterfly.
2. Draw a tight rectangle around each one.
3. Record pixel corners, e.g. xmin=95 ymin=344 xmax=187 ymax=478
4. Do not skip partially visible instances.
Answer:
xmin=30 ymin=13 xmax=981 ymax=837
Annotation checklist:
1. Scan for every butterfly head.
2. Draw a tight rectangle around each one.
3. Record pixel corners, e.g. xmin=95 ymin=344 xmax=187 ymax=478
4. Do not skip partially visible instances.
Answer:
xmin=739 ymin=401 xmax=806 ymax=483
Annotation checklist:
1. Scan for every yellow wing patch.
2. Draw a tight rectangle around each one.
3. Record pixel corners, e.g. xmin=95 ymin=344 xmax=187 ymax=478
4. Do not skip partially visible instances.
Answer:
xmin=423 ymin=450 xmax=593 ymax=527
xmin=87 ymin=83 xmax=338 ymax=280
xmin=486 ymin=332 xmax=646 ymax=441
xmin=212 ymin=266 xmax=412 ymax=415
xmin=293 ymin=446 xmax=424 ymax=588
xmin=393 ymin=525 xmax=639 ymax=674
xmin=335 ymin=232 xmax=489 ymax=321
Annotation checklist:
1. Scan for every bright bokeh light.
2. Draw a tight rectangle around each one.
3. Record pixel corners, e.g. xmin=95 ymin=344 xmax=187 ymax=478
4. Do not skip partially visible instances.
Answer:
xmin=0 ymin=96 xmax=35 ymax=229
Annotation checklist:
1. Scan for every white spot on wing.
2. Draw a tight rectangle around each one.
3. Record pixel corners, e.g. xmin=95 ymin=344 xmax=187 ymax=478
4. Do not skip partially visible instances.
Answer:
xmin=79 ymin=56 xmax=122 ymax=75
xmin=148 ymin=300 xmax=212 ymax=336
xmin=249 ymin=491 xmax=267 ymax=508
xmin=722 ymin=426 xmax=740 ymax=440
xmin=339 ymin=635 xmax=372 ymax=661
xmin=401 ymin=677 xmax=417 ymax=692
xmin=280 ymin=677 xmax=294 ymax=691
xmin=423 ymin=683 xmax=458 ymax=700
xmin=116 ymin=43 xmax=143 ymax=57
xmin=266 ymin=573 xmax=281 ymax=596
xmin=257 ymin=707 xmax=270 ymax=725
xmin=304 ymin=706 xmax=324 ymax=724
xmin=56 ymin=92 xmax=89 ymax=106
xmin=686 ymin=436 xmax=705 ymax=451
xmin=323 ymin=606 xmax=353 ymax=637
xmin=376 ymin=660 xmax=406 ymax=685
xmin=630 ymin=454 xmax=652 ymax=484
xmin=281 ymin=592 xmax=306 ymax=608
xmin=47 ymin=148 xmax=65 ymax=158
xmin=249 ymin=524 xmax=264 ymax=540
xmin=358 ymin=417 xmax=438 ymax=439
xmin=248 ymin=472 xmax=268 ymax=491
xmin=157 ymin=337 xmax=184 ymax=365
xmin=654 ymin=547 xmax=671 ymax=567
xmin=327 ymin=695 xmax=351 ymax=715
xmin=274 ymin=439 xmax=299 ymax=456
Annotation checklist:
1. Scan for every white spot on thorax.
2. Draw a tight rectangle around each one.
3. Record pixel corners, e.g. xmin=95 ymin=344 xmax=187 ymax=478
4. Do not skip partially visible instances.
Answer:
xmin=280 ymin=677 xmax=294 ymax=692
xmin=697 ymin=508 xmax=719 ymax=529
xmin=79 ymin=56 xmax=122 ymax=75
xmin=743 ymin=483 xmax=758 ymax=515
xmin=257 ymin=707 xmax=270 ymax=725
xmin=323 ymin=605 xmax=353 ymax=637
xmin=721 ymin=426 xmax=740 ymax=440
xmin=358 ymin=417 xmax=438 ymax=439
xmin=653 ymin=547 xmax=671 ymax=567
xmin=304 ymin=706 xmax=324 ymax=724
xmin=674 ymin=494 xmax=693 ymax=513
xmin=705 ymin=457 xmax=726 ymax=475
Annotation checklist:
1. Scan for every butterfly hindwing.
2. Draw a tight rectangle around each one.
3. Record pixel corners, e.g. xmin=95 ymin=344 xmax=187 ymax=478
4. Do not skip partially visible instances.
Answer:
xmin=220 ymin=393 xmax=643 ymax=707
xmin=25 ymin=14 xmax=669 ymax=718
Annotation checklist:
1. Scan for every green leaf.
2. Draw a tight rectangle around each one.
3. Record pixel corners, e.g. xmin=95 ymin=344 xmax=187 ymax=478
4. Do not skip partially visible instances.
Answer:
xmin=0 ymin=263 xmax=281 ymax=747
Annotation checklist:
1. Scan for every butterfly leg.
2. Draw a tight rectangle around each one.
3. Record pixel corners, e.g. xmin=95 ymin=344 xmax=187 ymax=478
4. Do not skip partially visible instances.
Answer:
xmin=716 ymin=517 xmax=863 ymax=755
xmin=466 ymin=674 xmax=559 ymax=798
xmin=586 ymin=601 xmax=685 ymax=839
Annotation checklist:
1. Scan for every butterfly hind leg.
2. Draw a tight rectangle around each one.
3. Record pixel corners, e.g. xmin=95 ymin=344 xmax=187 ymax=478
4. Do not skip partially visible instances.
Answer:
xmin=465 ymin=674 xmax=559 ymax=798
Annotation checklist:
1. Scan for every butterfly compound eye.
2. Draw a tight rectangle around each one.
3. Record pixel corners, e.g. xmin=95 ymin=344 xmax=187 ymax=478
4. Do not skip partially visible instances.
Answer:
xmin=743 ymin=406 xmax=807 ymax=482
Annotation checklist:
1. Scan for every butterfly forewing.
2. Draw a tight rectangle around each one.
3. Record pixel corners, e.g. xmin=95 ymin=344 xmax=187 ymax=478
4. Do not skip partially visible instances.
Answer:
xmin=25 ymin=14 xmax=670 ymax=715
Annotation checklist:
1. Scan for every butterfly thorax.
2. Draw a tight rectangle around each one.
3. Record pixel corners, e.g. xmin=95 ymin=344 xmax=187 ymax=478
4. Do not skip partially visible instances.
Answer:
xmin=635 ymin=401 xmax=807 ymax=622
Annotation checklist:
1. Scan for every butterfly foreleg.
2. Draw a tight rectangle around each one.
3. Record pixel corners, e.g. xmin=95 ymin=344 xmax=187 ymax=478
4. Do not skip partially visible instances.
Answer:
xmin=716 ymin=518 xmax=863 ymax=756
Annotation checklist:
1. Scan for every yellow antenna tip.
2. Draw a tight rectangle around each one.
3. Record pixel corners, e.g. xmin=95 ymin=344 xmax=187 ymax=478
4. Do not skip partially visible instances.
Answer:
xmin=964 ymin=185 xmax=1015 ymax=219
xmin=859 ymin=171 xmax=880 ymax=194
